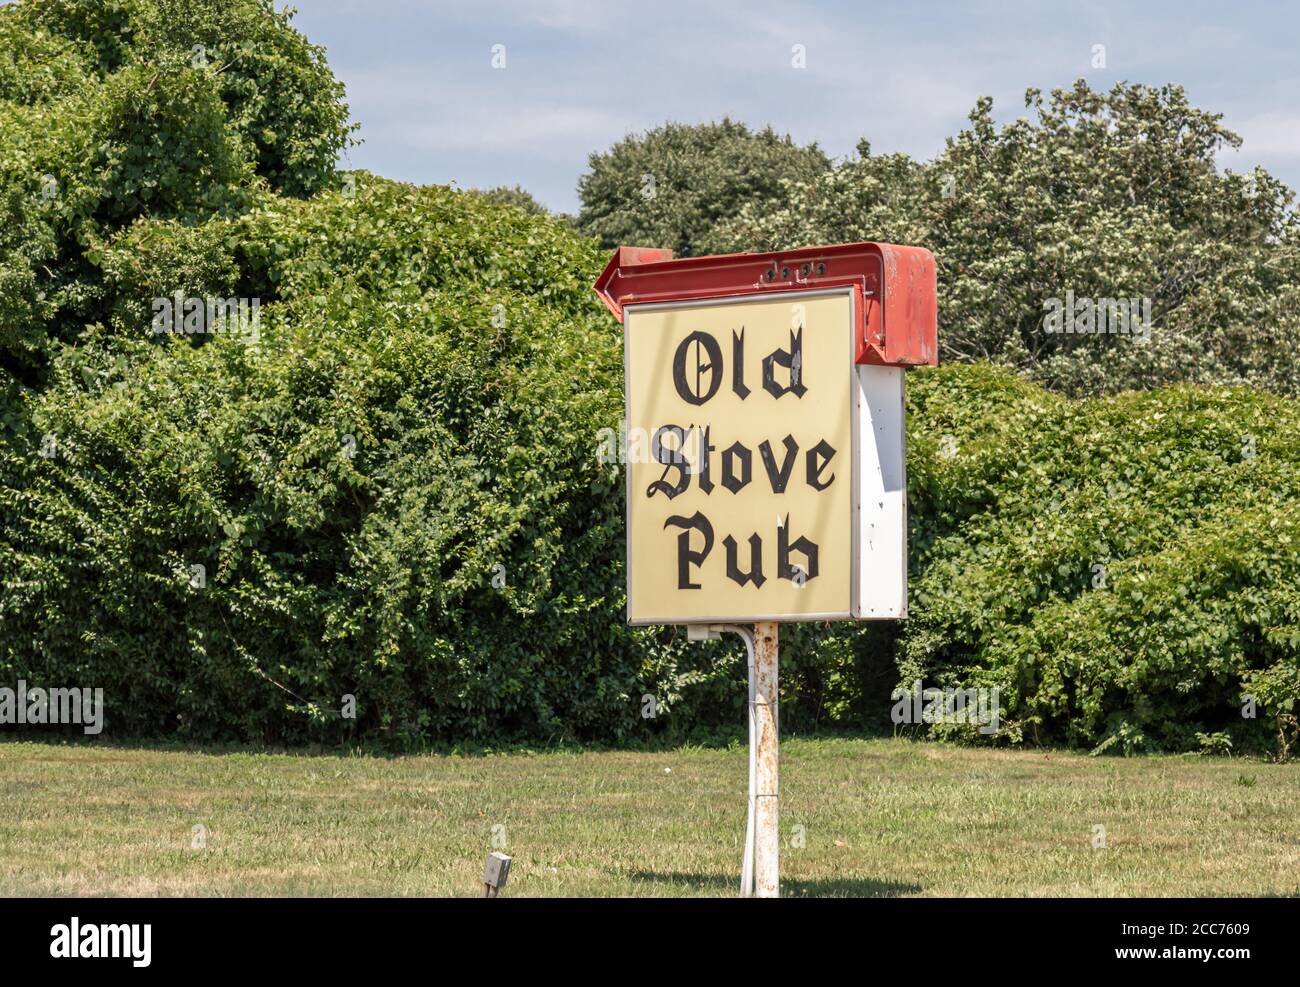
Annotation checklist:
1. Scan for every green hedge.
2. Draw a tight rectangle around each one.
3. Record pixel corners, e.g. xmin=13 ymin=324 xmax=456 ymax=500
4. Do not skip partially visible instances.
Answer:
xmin=3 ymin=0 xmax=1298 ymax=755
xmin=903 ymin=364 xmax=1300 ymax=755
xmin=5 ymin=186 xmax=1298 ymax=752
xmin=1 ymin=176 xmax=646 ymax=746
xmin=0 ymin=0 xmax=352 ymax=379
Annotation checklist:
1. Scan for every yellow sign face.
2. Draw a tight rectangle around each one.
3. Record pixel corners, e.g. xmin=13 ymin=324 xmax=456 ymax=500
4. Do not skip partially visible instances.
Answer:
xmin=624 ymin=291 xmax=855 ymax=624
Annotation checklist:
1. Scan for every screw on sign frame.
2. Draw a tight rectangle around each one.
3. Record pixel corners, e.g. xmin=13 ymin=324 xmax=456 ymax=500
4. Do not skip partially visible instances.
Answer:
xmin=595 ymin=242 xmax=937 ymax=898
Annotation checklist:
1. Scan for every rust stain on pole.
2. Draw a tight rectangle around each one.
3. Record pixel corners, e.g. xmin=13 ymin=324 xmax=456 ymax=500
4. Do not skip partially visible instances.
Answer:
xmin=753 ymin=620 xmax=779 ymax=898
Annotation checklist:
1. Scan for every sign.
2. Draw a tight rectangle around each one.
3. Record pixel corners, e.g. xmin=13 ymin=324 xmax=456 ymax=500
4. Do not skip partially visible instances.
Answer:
xmin=623 ymin=289 xmax=908 ymax=624
xmin=598 ymin=241 xmax=936 ymax=899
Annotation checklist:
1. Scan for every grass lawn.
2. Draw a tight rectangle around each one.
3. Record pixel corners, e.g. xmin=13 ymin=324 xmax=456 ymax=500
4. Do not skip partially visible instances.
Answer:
xmin=2 ymin=737 xmax=1298 ymax=897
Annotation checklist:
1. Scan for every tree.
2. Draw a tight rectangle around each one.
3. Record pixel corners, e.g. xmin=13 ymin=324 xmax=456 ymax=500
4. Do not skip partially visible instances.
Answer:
xmin=576 ymin=118 xmax=829 ymax=257
xmin=714 ymin=82 xmax=1300 ymax=397
xmin=473 ymin=185 xmax=550 ymax=217
xmin=13 ymin=0 xmax=354 ymax=197
xmin=0 ymin=0 xmax=356 ymax=382
xmin=900 ymin=361 xmax=1300 ymax=756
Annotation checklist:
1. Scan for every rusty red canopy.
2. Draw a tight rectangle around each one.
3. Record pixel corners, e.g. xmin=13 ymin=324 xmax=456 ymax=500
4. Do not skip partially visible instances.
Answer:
xmin=593 ymin=241 xmax=938 ymax=367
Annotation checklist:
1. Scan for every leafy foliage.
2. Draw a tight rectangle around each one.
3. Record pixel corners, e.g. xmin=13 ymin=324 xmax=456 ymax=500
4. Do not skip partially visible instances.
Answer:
xmin=576 ymin=118 xmax=830 ymax=257
xmin=2 ymin=175 xmax=648 ymax=745
xmin=2 ymin=7 xmax=1297 ymax=755
xmin=713 ymin=83 xmax=1300 ymax=397
xmin=472 ymin=185 xmax=552 ymax=218
xmin=12 ymin=0 xmax=353 ymax=197
xmin=0 ymin=0 xmax=353 ymax=380
xmin=903 ymin=363 xmax=1300 ymax=755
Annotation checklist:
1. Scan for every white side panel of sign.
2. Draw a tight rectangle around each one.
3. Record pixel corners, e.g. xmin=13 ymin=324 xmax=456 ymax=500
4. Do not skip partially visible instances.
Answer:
xmin=853 ymin=365 xmax=907 ymax=618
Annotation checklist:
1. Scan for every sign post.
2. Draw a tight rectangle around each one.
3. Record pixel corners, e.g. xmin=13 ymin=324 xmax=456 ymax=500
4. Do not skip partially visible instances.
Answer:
xmin=595 ymin=242 xmax=937 ymax=897
xmin=753 ymin=620 xmax=779 ymax=898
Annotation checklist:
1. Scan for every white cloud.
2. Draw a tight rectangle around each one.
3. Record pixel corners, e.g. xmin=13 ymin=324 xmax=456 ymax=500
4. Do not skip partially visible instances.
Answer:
xmin=293 ymin=0 xmax=1300 ymax=210
xmin=1229 ymin=112 xmax=1300 ymax=160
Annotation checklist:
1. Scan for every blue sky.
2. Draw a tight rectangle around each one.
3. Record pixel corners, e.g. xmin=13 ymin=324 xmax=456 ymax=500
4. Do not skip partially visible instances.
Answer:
xmin=291 ymin=0 xmax=1300 ymax=213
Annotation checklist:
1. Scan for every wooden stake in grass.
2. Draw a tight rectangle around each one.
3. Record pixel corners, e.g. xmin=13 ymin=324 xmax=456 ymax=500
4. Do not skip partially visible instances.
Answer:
xmin=483 ymin=851 xmax=511 ymax=897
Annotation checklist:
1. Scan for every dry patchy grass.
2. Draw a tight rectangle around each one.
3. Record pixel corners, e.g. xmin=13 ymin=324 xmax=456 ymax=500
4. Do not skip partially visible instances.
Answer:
xmin=2 ymin=738 xmax=1298 ymax=897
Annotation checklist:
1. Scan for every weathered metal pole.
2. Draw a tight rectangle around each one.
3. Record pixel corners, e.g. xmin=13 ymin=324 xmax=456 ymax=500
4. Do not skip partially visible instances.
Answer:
xmin=753 ymin=621 xmax=779 ymax=897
